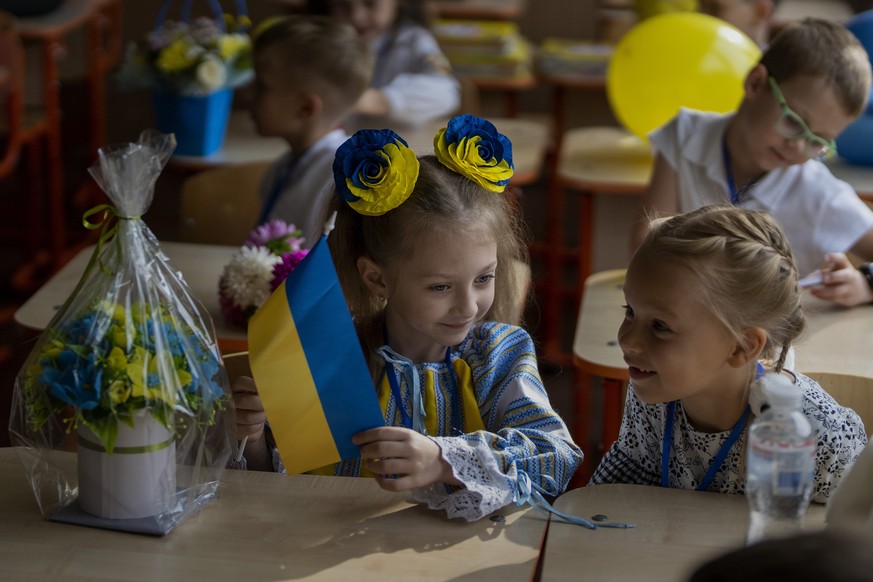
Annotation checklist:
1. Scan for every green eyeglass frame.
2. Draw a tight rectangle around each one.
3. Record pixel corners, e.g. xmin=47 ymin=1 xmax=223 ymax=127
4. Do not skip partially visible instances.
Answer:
xmin=768 ymin=76 xmax=837 ymax=160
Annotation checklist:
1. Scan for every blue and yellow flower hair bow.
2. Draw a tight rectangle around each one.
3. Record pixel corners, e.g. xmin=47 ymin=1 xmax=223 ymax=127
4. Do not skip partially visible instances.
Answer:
xmin=332 ymin=129 xmax=420 ymax=216
xmin=434 ymin=114 xmax=514 ymax=192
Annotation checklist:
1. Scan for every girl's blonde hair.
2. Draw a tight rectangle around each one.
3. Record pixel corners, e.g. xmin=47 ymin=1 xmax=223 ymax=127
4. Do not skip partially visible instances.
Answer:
xmin=328 ymin=155 xmax=528 ymax=373
xmin=638 ymin=205 xmax=805 ymax=372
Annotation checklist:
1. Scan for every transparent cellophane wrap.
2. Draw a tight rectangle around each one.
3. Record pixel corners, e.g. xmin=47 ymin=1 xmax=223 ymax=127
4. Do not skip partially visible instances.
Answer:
xmin=8 ymin=131 xmax=236 ymax=535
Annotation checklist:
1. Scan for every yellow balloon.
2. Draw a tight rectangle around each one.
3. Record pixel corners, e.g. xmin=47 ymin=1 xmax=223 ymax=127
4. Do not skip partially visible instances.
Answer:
xmin=607 ymin=13 xmax=761 ymax=141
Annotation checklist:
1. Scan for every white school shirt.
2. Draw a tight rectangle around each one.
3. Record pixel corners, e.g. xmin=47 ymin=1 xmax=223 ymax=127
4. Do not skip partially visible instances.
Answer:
xmin=259 ymin=129 xmax=348 ymax=249
xmin=650 ymin=108 xmax=873 ymax=276
xmin=347 ymin=23 xmax=460 ymax=131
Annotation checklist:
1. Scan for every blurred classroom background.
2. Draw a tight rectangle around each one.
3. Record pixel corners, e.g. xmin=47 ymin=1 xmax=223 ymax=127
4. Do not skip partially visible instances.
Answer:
xmin=0 ymin=0 xmax=866 ymax=469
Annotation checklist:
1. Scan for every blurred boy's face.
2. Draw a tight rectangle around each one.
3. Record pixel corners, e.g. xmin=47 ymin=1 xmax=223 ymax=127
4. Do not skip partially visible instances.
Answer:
xmin=700 ymin=0 xmax=770 ymax=46
xmin=737 ymin=67 xmax=855 ymax=173
xmin=329 ymin=0 xmax=398 ymax=43
xmin=251 ymin=52 xmax=306 ymax=140
xmin=700 ymin=0 xmax=756 ymax=30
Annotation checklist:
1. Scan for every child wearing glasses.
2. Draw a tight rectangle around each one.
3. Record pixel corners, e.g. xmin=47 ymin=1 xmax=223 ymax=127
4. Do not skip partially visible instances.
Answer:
xmin=632 ymin=18 xmax=873 ymax=307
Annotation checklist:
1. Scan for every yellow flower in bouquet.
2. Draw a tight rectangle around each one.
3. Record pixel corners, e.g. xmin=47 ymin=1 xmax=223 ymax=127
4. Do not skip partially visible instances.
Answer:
xmin=119 ymin=13 xmax=253 ymax=96
xmin=22 ymin=299 xmax=226 ymax=453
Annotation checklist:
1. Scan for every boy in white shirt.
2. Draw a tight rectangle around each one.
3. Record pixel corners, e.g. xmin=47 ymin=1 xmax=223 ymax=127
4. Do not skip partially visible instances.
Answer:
xmin=633 ymin=18 xmax=873 ymax=307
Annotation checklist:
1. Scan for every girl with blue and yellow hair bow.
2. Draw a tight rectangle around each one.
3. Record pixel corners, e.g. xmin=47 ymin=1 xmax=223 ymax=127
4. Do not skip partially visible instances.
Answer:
xmin=310 ymin=114 xmax=584 ymax=523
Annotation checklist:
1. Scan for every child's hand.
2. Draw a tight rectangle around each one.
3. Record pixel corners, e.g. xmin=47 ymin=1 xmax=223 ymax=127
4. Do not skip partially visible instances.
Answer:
xmin=231 ymin=376 xmax=272 ymax=471
xmin=353 ymin=427 xmax=461 ymax=491
xmin=231 ymin=376 xmax=266 ymax=443
xmin=808 ymin=253 xmax=873 ymax=307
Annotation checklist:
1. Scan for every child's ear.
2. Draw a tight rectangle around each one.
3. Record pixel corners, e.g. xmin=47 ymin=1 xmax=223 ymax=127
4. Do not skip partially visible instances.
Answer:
xmin=728 ymin=327 xmax=767 ymax=368
xmin=744 ymin=64 xmax=768 ymax=98
xmin=298 ymin=93 xmax=324 ymax=119
xmin=357 ymin=256 xmax=389 ymax=299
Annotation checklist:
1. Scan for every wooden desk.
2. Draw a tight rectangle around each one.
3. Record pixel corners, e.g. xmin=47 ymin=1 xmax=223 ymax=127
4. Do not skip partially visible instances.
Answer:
xmin=270 ymin=0 xmax=528 ymax=20
xmin=572 ymin=269 xmax=873 ymax=454
xmin=541 ymin=484 xmax=826 ymax=582
xmin=463 ymin=73 xmax=536 ymax=119
xmin=0 ymin=448 xmax=547 ymax=581
xmin=430 ymin=0 xmax=527 ymax=21
xmin=14 ymin=241 xmax=248 ymax=353
xmin=534 ymin=69 xmax=607 ymax=160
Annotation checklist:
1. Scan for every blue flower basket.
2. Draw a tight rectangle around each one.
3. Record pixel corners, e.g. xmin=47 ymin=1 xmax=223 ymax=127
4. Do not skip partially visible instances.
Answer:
xmin=152 ymin=88 xmax=233 ymax=156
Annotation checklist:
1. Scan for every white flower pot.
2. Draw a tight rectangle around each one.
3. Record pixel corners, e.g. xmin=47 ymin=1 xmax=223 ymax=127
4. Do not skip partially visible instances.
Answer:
xmin=77 ymin=411 xmax=177 ymax=519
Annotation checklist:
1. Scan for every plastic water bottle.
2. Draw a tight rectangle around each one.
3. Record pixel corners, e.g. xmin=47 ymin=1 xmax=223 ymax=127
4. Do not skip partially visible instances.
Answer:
xmin=745 ymin=375 xmax=815 ymax=545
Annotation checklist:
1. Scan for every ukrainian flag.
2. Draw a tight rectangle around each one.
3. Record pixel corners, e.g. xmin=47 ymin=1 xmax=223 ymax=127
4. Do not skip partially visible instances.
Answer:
xmin=247 ymin=233 xmax=385 ymax=475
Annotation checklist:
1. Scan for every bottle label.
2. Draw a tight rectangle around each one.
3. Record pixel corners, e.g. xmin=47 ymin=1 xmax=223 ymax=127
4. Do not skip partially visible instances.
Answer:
xmin=750 ymin=439 xmax=815 ymax=496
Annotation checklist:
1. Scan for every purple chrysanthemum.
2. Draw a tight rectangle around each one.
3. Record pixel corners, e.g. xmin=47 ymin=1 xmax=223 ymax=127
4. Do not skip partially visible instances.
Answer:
xmin=270 ymin=250 xmax=309 ymax=291
xmin=246 ymin=219 xmax=304 ymax=253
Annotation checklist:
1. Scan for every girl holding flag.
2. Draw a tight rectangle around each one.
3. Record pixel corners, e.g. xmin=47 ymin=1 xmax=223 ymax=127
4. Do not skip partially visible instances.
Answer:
xmin=234 ymin=114 xmax=583 ymax=523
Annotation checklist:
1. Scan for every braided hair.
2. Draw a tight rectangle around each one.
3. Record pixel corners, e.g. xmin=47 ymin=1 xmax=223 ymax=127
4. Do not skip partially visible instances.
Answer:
xmin=638 ymin=205 xmax=805 ymax=371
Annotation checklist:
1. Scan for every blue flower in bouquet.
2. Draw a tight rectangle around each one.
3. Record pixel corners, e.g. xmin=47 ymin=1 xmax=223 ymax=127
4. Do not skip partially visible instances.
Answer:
xmin=119 ymin=14 xmax=253 ymax=96
xmin=23 ymin=300 xmax=226 ymax=453
xmin=333 ymin=129 xmax=420 ymax=216
xmin=219 ymin=220 xmax=309 ymax=327
xmin=434 ymin=114 xmax=514 ymax=192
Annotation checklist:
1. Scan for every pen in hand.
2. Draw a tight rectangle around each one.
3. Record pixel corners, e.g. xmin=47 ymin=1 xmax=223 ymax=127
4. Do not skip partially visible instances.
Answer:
xmin=235 ymin=435 xmax=248 ymax=463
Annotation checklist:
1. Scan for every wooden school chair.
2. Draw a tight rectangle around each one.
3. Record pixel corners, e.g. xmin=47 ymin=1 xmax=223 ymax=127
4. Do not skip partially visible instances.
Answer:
xmin=179 ymin=161 xmax=270 ymax=246
xmin=15 ymin=0 xmax=123 ymax=267
xmin=570 ymin=268 xmax=628 ymax=483
xmin=804 ymin=371 xmax=873 ymax=435
xmin=535 ymin=126 xmax=651 ymax=366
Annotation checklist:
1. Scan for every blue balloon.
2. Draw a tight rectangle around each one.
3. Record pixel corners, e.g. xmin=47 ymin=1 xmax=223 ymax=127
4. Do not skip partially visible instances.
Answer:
xmin=836 ymin=114 xmax=873 ymax=167
xmin=845 ymin=10 xmax=873 ymax=116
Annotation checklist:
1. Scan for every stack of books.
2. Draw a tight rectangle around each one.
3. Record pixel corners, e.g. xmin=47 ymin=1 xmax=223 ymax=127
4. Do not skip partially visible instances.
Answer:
xmin=535 ymin=38 xmax=613 ymax=79
xmin=433 ymin=19 xmax=532 ymax=80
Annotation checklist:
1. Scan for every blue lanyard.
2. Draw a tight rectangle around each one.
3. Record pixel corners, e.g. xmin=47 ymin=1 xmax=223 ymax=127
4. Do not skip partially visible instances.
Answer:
xmin=722 ymin=136 xmax=741 ymax=205
xmin=383 ymin=346 xmax=463 ymax=435
xmin=661 ymin=362 xmax=764 ymax=491
xmin=257 ymin=154 xmax=302 ymax=225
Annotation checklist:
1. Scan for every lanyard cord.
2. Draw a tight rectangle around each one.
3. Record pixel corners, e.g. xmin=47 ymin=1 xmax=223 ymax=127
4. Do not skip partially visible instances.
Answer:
xmin=661 ymin=362 xmax=764 ymax=491
xmin=379 ymin=345 xmax=463 ymax=435
xmin=257 ymin=153 xmax=303 ymax=225
xmin=722 ymin=135 xmax=742 ymax=205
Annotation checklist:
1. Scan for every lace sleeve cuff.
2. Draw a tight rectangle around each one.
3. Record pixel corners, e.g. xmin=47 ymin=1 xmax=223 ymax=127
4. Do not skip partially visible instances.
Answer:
xmin=409 ymin=436 xmax=514 ymax=522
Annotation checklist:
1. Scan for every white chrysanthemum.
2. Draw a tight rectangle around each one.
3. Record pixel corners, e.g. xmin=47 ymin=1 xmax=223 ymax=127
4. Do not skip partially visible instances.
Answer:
xmin=196 ymin=54 xmax=227 ymax=92
xmin=221 ymin=246 xmax=281 ymax=309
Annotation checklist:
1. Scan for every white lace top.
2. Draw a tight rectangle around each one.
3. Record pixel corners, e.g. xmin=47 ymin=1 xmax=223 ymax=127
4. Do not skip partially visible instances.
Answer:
xmin=591 ymin=371 xmax=867 ymax=503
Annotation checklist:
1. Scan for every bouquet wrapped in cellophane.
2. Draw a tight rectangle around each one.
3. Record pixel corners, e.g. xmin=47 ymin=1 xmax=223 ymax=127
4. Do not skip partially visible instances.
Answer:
xmin=8 ymin=130 xmax=235 ymax=535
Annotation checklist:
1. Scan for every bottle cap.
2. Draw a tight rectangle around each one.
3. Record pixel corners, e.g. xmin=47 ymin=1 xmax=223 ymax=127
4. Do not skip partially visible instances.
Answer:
xmin=757 ymin=373 xmax=801 ymax=411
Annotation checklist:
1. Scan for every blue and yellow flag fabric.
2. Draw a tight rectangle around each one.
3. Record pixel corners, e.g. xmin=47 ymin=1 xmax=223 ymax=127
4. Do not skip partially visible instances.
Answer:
xmin=247 ymin=234 xmax=385 ymax=475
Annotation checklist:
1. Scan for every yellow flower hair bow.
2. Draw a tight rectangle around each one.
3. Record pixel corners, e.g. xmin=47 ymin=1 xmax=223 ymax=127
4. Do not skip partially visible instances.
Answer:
xmin=434 ymin=114 xmax=514 ymax=192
